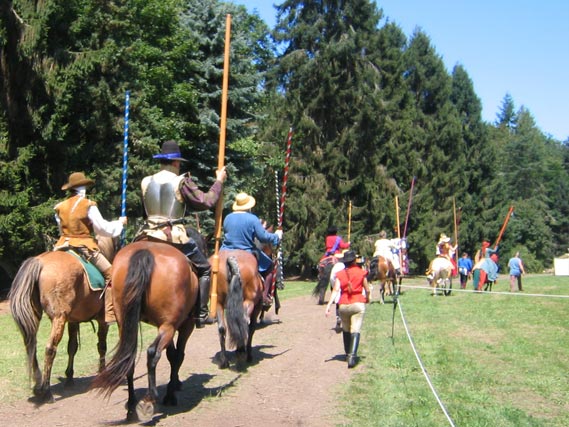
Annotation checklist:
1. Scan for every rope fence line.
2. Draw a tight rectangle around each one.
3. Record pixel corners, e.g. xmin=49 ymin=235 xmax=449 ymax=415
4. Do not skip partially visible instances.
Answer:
xmin=396 ymin=299 xmax=456 ymax=427
xmin=398 ymin=283 xmax=569 ymax=299
xmin=386 ymin=278 xmax=568 ymax=425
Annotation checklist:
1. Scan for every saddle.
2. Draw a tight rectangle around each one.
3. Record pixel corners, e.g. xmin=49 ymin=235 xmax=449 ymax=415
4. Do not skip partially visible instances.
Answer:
xmin=135 ymin=235 xmax=199 ymax=274
xmin=61 ymin=249 xmax=105 ymax=290
xmin=317 ymin=256 xmax=338 ymax=279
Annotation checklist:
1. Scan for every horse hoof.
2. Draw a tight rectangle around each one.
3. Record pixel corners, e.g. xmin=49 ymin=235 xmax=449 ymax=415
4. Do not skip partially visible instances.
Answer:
xmin=163 ymin=393 xmax=178 ymax=406
xmin=126 ymin=409 xmax=138 ymax=423
xmin=32 ymin=388 xmax=54 ymax=404
xmin=136 ymin=399 xmax=155 ymax=423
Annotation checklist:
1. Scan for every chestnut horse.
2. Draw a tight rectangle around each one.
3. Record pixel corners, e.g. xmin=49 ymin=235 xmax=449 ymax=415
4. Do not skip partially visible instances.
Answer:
xmin=368 ymin=256 xmax=398 ymax=304
xmin=210 ymin=249 xmax=264 ymax=369
xmin=91 ymin=240 xmax=199 ymax=422
xmin=8 ymin=236 xmax=117 ymax=403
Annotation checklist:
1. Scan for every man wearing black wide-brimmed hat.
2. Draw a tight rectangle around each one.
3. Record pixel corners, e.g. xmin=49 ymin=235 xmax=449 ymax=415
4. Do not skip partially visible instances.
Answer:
xmin=140 ymin=140 xmax=227 ymax=327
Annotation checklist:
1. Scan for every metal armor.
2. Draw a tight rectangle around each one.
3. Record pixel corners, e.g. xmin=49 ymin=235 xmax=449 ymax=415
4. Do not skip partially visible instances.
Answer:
xmin=143 ymin=175 xmax=185 ymax=219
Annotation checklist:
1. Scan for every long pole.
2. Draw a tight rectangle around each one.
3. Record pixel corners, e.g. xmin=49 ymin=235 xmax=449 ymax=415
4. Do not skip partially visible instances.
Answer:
xmin=120 ymin=90 xmax=130 ymax=247
xmin=494 ymin=205 xmax=515 ymax=249
xmin=347 ymin=200 xmax=352 ymax=242
xmin=209 ymin=14 xmax=231 ymax=319
xmin=453 ymin=197 xmax=458 ymax=265
xmin=395 ymin=196 xmax=402 ymax=272
xmin=402 ymin=176 xmax=415 ymax=239
xmin=278 ymin=128 xmax=293 ymax=228
xmin=271 ymin=128 xmax=293 ymax=293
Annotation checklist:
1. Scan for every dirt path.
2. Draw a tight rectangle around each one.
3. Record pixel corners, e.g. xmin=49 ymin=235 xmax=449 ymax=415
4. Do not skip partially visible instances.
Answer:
xmin=0 ymin=294 xmax=352 ymax=426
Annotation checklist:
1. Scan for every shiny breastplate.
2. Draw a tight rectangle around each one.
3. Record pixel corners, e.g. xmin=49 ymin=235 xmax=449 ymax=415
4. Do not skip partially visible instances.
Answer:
xmin=143 ymin=177 xmax=185 ymax=219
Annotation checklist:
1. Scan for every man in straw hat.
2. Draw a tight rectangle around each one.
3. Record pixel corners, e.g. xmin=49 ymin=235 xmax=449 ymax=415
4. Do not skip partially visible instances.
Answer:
xmin=221 ymin=192 xmax=282 ymax=307
xmin=139 ymin=140 xmax=226 ymax=327
xmin=425 ymin=233 xmax=457 ymax=282
xmin=54 ymin=172 xmax=128 ymax=323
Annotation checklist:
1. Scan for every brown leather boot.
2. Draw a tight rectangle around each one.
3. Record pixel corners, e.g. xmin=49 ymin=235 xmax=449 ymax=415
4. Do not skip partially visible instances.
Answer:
xmin=103 ymin=268 xmax=116 ymax=324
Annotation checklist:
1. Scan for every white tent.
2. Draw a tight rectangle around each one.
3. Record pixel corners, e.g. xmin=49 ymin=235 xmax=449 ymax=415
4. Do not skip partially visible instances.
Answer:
xmin=553 ymin=253 xmax=569 ymax=276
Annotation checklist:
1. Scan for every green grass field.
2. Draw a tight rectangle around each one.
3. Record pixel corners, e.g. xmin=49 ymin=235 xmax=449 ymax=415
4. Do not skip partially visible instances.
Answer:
xmin=344 ymin=274 xmax=569 ymax=427
xmin=1 ymin=275 xmax=567 ymax=426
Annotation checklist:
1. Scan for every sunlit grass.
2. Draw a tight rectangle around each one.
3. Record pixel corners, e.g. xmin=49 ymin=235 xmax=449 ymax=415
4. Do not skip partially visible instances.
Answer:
xmin=343 ymin=274 xmax=569 ymax=427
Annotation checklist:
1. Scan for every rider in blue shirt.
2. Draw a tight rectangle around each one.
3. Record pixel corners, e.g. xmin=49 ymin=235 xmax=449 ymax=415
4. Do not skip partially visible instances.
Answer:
xmin=221 ymin=192 xmax=282 ymax=306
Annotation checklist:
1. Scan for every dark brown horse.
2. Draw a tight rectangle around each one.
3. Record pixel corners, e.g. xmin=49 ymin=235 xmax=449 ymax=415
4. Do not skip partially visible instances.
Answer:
xmin=368 ymin=256 xmax=398 ymax=304
xmin=8 ymin=236 xmax=117 ymax=403
xmin=210 ymin=249 xmax=264 ymax=369
xmin=91 ymin=240 xmax=199 ymax=422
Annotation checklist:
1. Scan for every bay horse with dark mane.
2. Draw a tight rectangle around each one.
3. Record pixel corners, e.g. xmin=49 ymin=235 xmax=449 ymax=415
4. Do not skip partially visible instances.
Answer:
xmin=91 ymin=239 xmax=199 ymax=422
xmin=8 ymin=236 xmax=117 ymax=403
xmin=368 ymin=255 xmax=398 ymax=304
xmin=210 ymin=249 xmax=265 ymax=369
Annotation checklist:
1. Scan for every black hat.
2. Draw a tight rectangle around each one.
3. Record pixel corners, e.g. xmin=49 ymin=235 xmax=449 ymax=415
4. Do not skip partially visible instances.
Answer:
xmin=342 ymin=250 xmax=357 ymax=264
xmin=153 ymin=140 xmax=188 ymax=162
xmin=326 ymin=225 xmax=338 ymax=236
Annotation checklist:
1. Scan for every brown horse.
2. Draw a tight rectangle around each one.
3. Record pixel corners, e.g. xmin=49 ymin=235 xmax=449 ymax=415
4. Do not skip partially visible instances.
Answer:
xmin=368 ymin=256 xmax=398 ymax=304
xmin=91 ymin=240 xmax=198 ymax=423
xmin=210 ymin=249 xmax=264 ymax=369
xmin=8 ymin=236 xmax=117 ymax=403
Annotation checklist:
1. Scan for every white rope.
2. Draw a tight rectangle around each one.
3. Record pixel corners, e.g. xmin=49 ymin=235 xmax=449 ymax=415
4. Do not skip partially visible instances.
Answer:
xmin=397 ymin=299 xmax=456 ymax=427
xmin=400 ymin=283 xmax=569 ymax=299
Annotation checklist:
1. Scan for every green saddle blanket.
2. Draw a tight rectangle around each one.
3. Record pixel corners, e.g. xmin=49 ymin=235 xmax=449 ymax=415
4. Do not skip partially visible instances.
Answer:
xmin=67 ymin=250 xmax=105 ymax=291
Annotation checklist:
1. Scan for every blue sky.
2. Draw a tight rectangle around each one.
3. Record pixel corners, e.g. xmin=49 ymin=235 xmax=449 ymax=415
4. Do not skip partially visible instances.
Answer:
xmin=232 ymin=1 xmax=569 ymax=141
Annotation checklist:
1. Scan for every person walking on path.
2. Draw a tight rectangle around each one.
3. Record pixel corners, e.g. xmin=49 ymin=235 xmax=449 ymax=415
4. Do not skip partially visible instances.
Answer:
xmin=325 ymin=250 xmax=370 ymax=368
xmin=508 ymin=251 xmax=526 ymax=292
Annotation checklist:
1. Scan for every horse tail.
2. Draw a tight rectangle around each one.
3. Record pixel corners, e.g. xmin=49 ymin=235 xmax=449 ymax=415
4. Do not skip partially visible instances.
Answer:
xmin=92 ymin=249 xmax=154 ymax=397
xmin=313 ymin=262 xmax=333 ymax=298
xmin=369 ymin=256 xmax=379 ymax=281
xmin=225 ymin=256 xmax=248 ymax=349
xmin=8 ymin=257 xmax=43 ymax=380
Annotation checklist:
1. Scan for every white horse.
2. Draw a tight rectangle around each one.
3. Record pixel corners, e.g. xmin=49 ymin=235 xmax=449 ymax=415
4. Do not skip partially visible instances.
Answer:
xmin=429 ymin=257 xmax=453 ymax=296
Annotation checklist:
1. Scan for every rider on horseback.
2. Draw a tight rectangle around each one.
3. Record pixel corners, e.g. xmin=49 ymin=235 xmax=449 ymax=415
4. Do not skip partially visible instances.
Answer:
xmin=139 ymin=140 xmax=227 ymax=327
xmin=425 ymin=233 xmax=456 ymax=283
xmin=373 ymin=230 xmax=400 ymax=274
xmin=54 ymin=172 xmax=127 ymax=323
xmin=220 ymin=192 xmax=283 ymax=308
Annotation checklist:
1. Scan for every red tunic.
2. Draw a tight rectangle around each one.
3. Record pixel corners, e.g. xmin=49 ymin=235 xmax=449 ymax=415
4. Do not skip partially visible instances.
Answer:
xmin=324 ymin=235 xmax=350 ymax=256
xmin=336 ymin=265 xmax=368 ymax=305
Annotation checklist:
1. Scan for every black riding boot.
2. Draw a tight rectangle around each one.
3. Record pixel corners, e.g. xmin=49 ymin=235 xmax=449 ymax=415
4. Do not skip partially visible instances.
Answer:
xmin=347 ymin=333 xmax=361 ymax=368
xmin=342 ymin=331 xmax=351 ymax=360
xmin=195 ymin=276 xmax=215 ymax=328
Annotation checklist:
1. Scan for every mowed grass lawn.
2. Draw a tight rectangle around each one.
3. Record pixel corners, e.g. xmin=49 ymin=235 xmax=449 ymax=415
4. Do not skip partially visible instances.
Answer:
xmin=0 ymin=275 xmax=567 ymax=426
xmin=346 ymin=274 xmax=569 ymax=427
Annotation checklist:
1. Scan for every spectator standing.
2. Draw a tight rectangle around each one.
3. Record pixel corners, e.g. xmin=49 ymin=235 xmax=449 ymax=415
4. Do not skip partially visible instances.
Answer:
xmin=508 ymin=251 xmax=525 ymax=292
xmin=458 ymin=252 xmax=473 ymax=289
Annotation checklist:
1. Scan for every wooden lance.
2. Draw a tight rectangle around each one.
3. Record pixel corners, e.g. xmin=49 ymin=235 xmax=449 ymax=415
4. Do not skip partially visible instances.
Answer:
xmin=210 ymin=14 xmax=231 ymax=319
xmin=402 ymin=176 xmax=415 ymax=239
xmin=453 ymin=197 xmax=458 ymax=265
xmin=347 ymin=200 xmax=352 ymax=243
xmin=395 ymin=195 xmax=403 ymax=271
xmin=494 ymin=205 xmax=515 ymax=250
